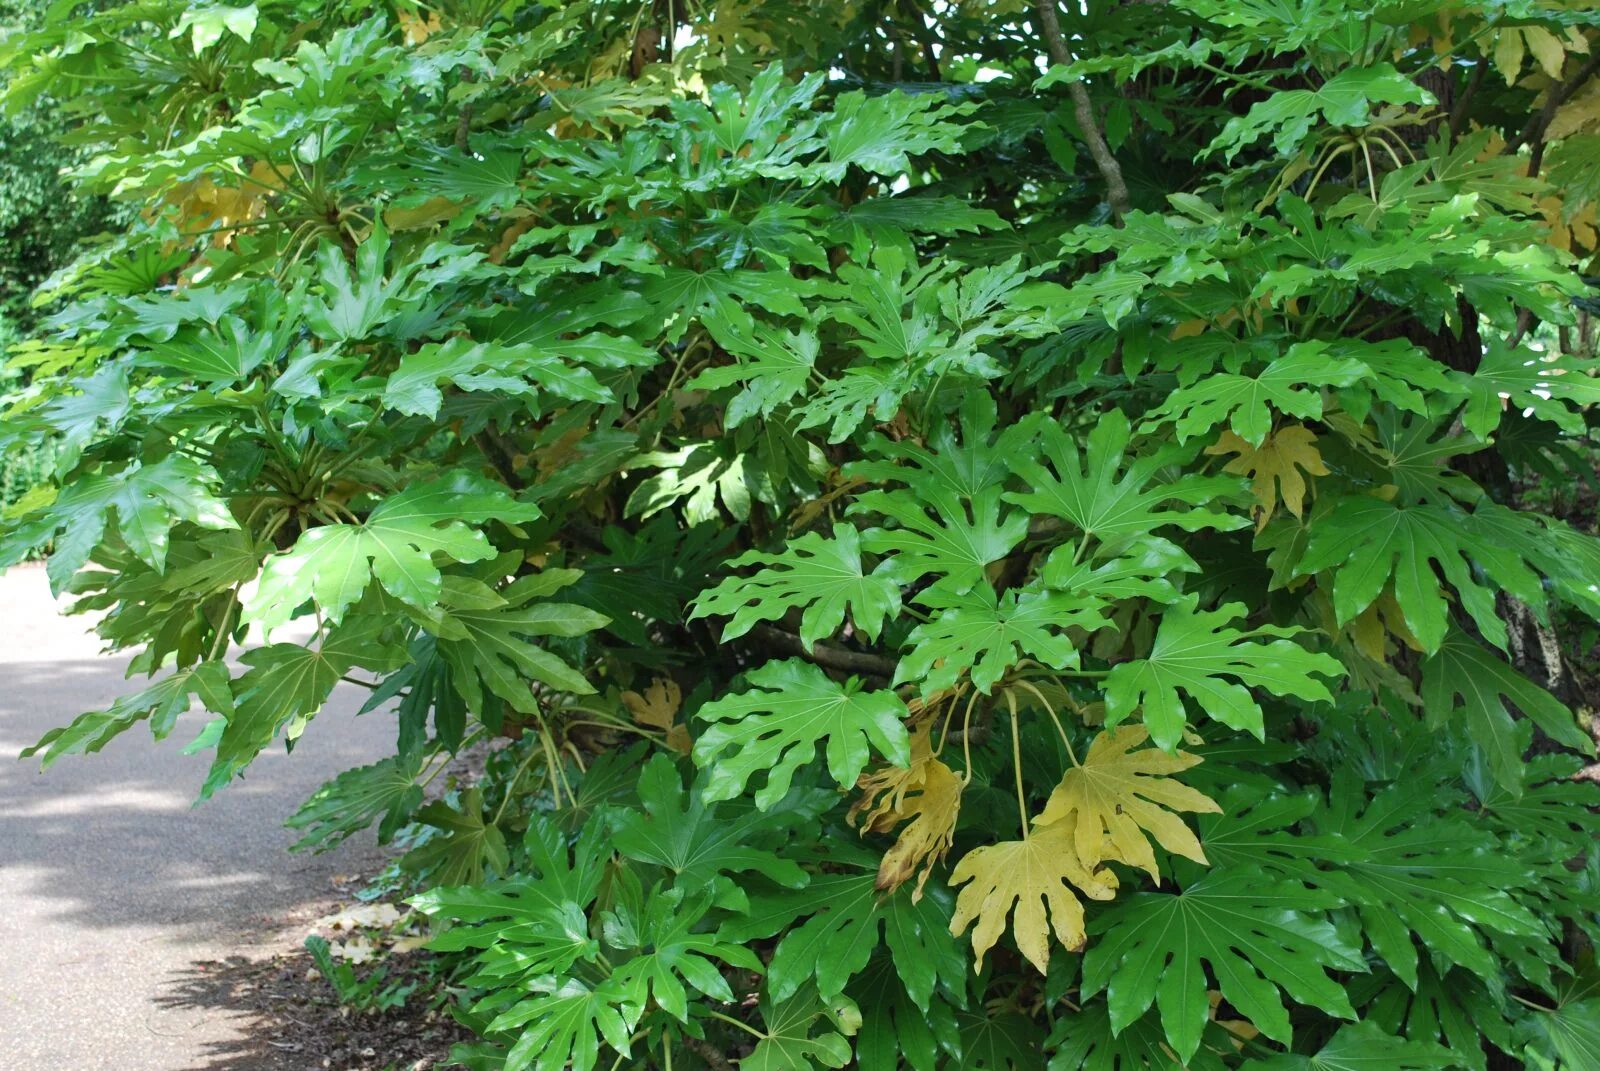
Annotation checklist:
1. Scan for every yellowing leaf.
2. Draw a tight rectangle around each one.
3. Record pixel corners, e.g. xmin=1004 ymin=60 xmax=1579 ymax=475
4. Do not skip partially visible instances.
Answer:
xmin=948 ymin=822 xmax=1118 ymax=974
xmin=622 ymin=677 xmax=690 ymax=754
xmin=1205 ymin=425 xmax=1328 ymax=530
xmin=851 ymin=723 xmax=962 ymax=898
xmin=396 ymin=5 xmax=442 ymax=45
xmin=1523 ymin=27 xmax=1569 ymax=79
xmin=1346 ymin=589 xmax=1422 ymax=661
xmin=1034 ymin=725 xmax=1219 ymax=881
xmin=1492 ymin=28 xmax=1526 ymax=85
xmin=1548 ymin=82 xmax=1600 ymax=141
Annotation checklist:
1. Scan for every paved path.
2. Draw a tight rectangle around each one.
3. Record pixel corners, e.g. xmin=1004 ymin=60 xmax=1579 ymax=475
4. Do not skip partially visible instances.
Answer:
xmin=0 ymin=564 xmax=394 ymax=1070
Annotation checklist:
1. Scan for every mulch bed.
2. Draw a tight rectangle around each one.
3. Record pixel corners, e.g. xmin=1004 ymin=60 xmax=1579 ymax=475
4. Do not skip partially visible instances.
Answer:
xmin=160 ymin=948 xmax=473 ymax=1071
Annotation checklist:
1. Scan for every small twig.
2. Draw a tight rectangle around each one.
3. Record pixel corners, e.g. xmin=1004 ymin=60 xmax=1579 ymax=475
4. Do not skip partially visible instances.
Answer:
xmin=1447 ymin=61 xmax=1487 ymax=140
xmin=749 ymin=624 xmax=899 ymax=679
xmin=1035 ymin=0 xmax=1132 ymax=219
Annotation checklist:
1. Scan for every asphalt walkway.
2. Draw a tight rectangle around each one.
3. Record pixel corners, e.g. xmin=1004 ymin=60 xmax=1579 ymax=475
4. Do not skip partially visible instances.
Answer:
xmin=0 ymin=564 xmax=393 ymax=1070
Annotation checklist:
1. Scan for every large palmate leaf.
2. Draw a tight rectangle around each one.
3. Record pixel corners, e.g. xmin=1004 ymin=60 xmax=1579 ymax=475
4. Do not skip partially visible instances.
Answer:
xmin=603 ymin=890 xmax=762 ymax=1023
xmin=383 ymin=337 xmax=611 ymax=417
xmin=402 ymin=787 xmax=513 ymax=894
xmin=248 ymin=474 xmax=543 ymax=629
xmin=1081 ymin=868 xmax=1365 ymax=1062
xmin=1047 ymin=1002 xmax=1231 ymax=1071
xmin=414 ymin=817 xmax=608 ymax=966
xmin=203 ymin=617 xmax=405 ymax=798
xmin=1103 ymin=596 xmax=1343 ymax=748
xmin=1243 ymin=1022 xmax=1456 ymax=1070
xmin=1314 ymin=772 xmax=1548 ymax=987
xmin=723 ymin=865 xmax=964 ymax=1008
xmin=1209 ymin=63 xmax=1433 ymax=159
xmin=4 ymin=454 xmax=236 ymax=590
xmin=1458 ymin=341 xmax=1600 ymax=438
xmin=1005 ymin=410 xmax=1245 ymax=544
xmin=1143 ymin=345 xmax=1366 ymax=446
xmin=1035 ymin=725 xmax=1220 ymax=879
xmin=609 ymin=754 xmax=820 ymax=905
xmin=948 ymin=822 xmax=1120 ymax=974
xmin=487 ymin=977 xmax=633 ymax=1071
xmin=1421 ymin=630 xmax=1591 ymax=794
xmin=853 ymin=955 xmax=960 ymax=1071
xmin=897 ymin=584 xmax=1104 ymax=694
xmin=740 ymin=988 xmax=861 ymax=1071
xmin=285 ymin=750 xmax=426 ymax=851
xmin=846 ymin=391 xmax=1037 ymax=591
xmin=22 ymin=661 xmax=232 ymax=768
xmin=691 ymin=526 xmax=901 ymax=648
xmin=1296 ymin=497 xmax=1550 ymax=654
xmin=694 ymin=659 xmax=911 ymax=809
xmin=432 ymin=572 xmax=609 ymax=712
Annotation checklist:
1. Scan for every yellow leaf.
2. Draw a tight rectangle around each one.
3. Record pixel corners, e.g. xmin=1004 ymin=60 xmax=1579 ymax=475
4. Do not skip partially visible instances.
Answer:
xmin=622 ymin=677 xmax=690 ymax=754
xmin=385 ymin=196 xmax=463 ymax=232
xmin=852 ymin=723 xmax=962 ymax=899
xmin=948 ymin=822 xmax=1118 ymax=973
xmin=1348 ymin=589 xmax=1423 ymax=660
xmin=396 ymin=5 xmax=442 ymax=45
xmin=1169 ymin=318 xmax=1207 ymax=341
xmin=1493 ymin=28 xmax=1526 ymax=85
xmin=1523 ymin=27 xmax=1568 ymax=80
xmin=1205 ymin=425 xmax=1329 ymax=530
xmin=1035 ymin=725 xmax=1220 ymax=881
xmin=1548 ymin=82 xmax=1600 ymax=141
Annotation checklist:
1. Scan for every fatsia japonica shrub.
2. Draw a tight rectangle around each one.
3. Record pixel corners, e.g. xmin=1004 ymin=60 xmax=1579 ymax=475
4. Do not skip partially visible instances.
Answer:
xmin=8 ymin=0 xmax=1600 ymax=1066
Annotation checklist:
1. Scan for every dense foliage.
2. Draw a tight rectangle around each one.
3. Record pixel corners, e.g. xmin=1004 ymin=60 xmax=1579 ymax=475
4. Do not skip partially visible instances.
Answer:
xmin=7 ymin=0 xmax=1600 ymax=1067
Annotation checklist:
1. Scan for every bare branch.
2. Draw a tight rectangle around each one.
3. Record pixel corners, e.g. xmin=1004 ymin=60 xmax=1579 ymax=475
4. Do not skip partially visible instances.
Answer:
xmin=1035 ymin=0 xmax=1132 ymax=219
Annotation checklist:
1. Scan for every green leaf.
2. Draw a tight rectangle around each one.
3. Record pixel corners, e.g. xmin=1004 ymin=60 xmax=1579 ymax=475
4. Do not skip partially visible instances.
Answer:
xmin=248 ymin=474 xmax=542 ymax=630
xmin=609 ymin=754 xmax=820 ymax=904
xmin=740 ymin=988 xmax=860 ymax=1071
xmin=1144 ymin=343 xmax=1367 ymax=446
xmin=1421 ymin=630 xmax=1592 ymax=794
xmin=1519 ymin=966 xmax=1600 ymax=1071
xmin=1209 ymin=64 xmax=1434 ymax=160
xmin=1104 ymin=595 xmax=1343 ymax=749
xmin=403 ymin=786 xmax=511 ymax=888
xmin=847 ymin=391 xmax=1037 ymax=592
xmin=433 ymin=572 xmax=608 ymax=709
xmin=600 ymin=887 xmax=762 ymax=1022
xmin=1047 ymin=1001 xmax=1231 ymax=1071
xmin=1315 ymin=772 xmax=1547 ymax=987
xmin=22 ymin=662 xmax=233 ymax=769
xmin=719 ymin=863 xmax=964 ymax=1008
xmin=490 ymin=977 xmax=633 ymax=1071
xmin=694 ymin=659 xmax=911 ymax=809
xmin=202 ymin=618 xmax=405 ymax=798
xmin=1296 ymin=497 xmax=1551 ymax=653
xmin=1081 ymin=868 xmax=1365 ymax=1062
xmin=285 ymin=750 xmax=426 ymax=851
xmin=383 ymin=337 xmax=611 ymax=418
xmin=8 ymin=454 xmax=236 ymax=591
xmin=689 ymin=301 xmax=820 ymax=427
xmin=1243 ymin=1021 xmax=1457 ymax=1070
xmin=952 ymin=1008 xmax=1045 ymax=1071
xmin=1005 ymin=409 xmax=1245 ymax=545
xmin=171 ymin=4 xmax=257 ymax=53
xmin=897 ymin=584 xmax=1105 ymax=694
xmin=691 ymin=526 xmax=901 ymax=648
xmin=1458 ymin=340 xmax=1600 ymax=439
xmin=852 ymin=955 xmax=958 ymax=1071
